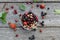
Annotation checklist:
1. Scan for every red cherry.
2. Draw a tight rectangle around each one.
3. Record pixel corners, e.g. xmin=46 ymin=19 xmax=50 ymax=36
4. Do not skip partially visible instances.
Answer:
xmin=11 ymin=6 xmax=14 ymax=9
xmin=9 ymin=23 xmax=16 ymax=29
xmin=23 ymin=22 xmax=27 ymax=25
xmin=36 ymin=16 xmax=38 ymax=21
xmin=40 ymin=4 xmax=45 ymax=9
xmin=13 ymin=10 xmax=17 ymax=14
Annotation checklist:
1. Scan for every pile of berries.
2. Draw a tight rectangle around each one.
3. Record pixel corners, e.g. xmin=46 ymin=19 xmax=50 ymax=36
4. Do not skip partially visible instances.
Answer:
xmin=21 ymin=11 xmax=38 ymax=30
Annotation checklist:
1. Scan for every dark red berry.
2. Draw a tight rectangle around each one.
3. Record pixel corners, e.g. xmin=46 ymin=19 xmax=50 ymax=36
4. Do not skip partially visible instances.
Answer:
xmin=26 ymin=2 xmax=29 ymax=4
xmin=42 ymin=16 xmax=44 ymax=19
xmin=29 ymin=2 xmax=33 ymax=4
xmin=13 ymin=10 xmax=17 ymax=14
xmin=19 ymin=14 xmax=21 ymax=16
xmin=11 ymin=6 xmax=14 ymax=9
xmin=40 ymin=29 xmax=42 ymax=32
xmin=5 ymin=8 xmax=9 ymax=11
xmin=15 ymin=19 xmax=18 ymax=22
xmin=36 ymin=4 xmax=39 ymax=7
xmin=15 ymin=34 xmax=19 ymax=37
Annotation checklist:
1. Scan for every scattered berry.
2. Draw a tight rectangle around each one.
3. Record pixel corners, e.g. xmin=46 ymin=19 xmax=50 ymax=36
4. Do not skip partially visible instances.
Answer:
xmin=44 ymin=12 xmax=47 ymax=16
xmin=36 ymin=4 xmax=39 ymax=7
xmin=47 ymin=7 xmax=50 ymax=10
xmin=9 ymin=23 xmax=16 ymax=29
xmin=42 ymin=16 xmax=44 ymax=19
xmin=41 ymin=11 xmax=44 ymax=16
xmin=15 ymin=19 xmax=18 ymax=22
xmin=40 ymin=29 xmax=42 ymax=32
xmin=42 ymin=21 xmax=44 ymax=23
xmin=5 ymin=8 xmax=9 ymax=11
xmin=29 ymin=37 xmax=31 ymax=39
xmin=26 ymin=2 xmax=29 ymax=4
xmin=13 ymin=10 xmax=17 ymax=14
xmin=32 ymin=35 xmax=35 ymax=39
xmin=15 ymin=34 xmax=19 ymax=37
xmin=30 ymin=2 xmax=33 ymax=4
xmin=11 ymin=6 xmax=14 ymax=9
xmin=19 ymin=14 xmax=22 ymax=16
xmin=29 ymin=35 xmax=35 ymax=40
xmin=5 ymin=8 xmax=9 ymax=13
xmin=40 ymin=4 xmax=45 ymax=9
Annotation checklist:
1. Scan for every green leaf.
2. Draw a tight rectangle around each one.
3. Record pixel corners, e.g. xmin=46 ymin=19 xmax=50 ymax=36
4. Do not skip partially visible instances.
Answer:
xmin=1 ymin=19 xmax=6 ymax=24
xmin=54 ymin=9 xmax=60 ymax=14
xmin=19 ymin=4 xmax=26 ymax=11
xmin=33 ymin=0 xmax=37 ymax=2
xmin=1 ymin=12 xmax=7 ymax=19
xmin=1 ymin=12 xmax=7 ymax=24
